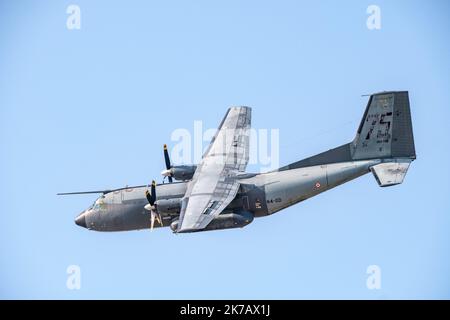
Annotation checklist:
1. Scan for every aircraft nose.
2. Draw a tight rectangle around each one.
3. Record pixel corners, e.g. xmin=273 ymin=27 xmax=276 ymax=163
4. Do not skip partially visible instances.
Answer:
xmin=75 ymin=213 xmax=87 ymax=228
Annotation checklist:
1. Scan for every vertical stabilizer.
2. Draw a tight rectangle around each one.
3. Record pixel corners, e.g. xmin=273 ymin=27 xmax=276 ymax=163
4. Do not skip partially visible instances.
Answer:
xmin=352 ymin=91 xmax=416 ymax=161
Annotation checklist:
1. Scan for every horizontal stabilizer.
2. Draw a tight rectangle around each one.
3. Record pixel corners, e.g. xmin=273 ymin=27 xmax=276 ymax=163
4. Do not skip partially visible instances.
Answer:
xmin=370 ymin=159 xmax=412 ymax=187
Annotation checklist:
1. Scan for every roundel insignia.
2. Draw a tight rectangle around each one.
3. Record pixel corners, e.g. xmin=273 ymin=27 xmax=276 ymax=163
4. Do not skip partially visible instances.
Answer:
xmin=315 ymin=182 xmax=321 ymax=188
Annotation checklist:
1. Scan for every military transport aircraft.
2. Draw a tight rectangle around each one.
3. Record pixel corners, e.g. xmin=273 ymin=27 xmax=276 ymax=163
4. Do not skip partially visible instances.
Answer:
xmin=58 ymin=91 xmax=416 ymax=233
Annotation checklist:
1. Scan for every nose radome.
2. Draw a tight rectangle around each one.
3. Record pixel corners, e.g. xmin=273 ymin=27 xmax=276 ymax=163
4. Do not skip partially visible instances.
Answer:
xmin=75 ymin=213 xmax=87 ymax=228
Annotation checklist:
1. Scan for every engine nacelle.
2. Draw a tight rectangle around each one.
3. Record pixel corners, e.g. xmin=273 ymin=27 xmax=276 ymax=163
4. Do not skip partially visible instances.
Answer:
xmin=170 ymin=210 xmax=254 ymax=232
xmin=171 ymin=165 xmax=197 ymax=181
xmin=155 ymin=198 xmax=181 ymax=215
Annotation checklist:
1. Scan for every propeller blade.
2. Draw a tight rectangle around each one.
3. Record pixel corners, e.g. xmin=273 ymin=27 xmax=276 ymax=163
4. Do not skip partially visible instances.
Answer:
xmin=163 ymin=145 xmax=173 ymax=183
xmin=145 ymin=190 xmax=153 ymax=205
xmin=149 ymin=209 xmax=163 ymax=232
xmin=163 ymin=144 xmax=171 ymax=170
xmin=145 ymin=181 xmax=162 ymax=231
xmin=145 ymin=180 xmax=156 ymax=205
xmin=155 ymin=212 xmax=163 ymax=226
xmin=151 ymin=180 xmax=156 ymax=203
xmin=150 ymin=210 xmax=155 ymax=231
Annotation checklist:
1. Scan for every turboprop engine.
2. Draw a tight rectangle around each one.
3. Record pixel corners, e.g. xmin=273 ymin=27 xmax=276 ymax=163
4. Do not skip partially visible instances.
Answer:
xmin=160 ymin=144 xmax=197 ymax=182
xmin=155 ymin=198 xmax=181 ymax=215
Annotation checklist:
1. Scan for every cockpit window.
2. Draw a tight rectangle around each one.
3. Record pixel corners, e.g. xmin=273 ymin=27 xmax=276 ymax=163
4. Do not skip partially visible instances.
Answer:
xmin=88 ymin=199 xmax=99 ymax=211
xmin=88 ymin=197 xmax=106 ymax=212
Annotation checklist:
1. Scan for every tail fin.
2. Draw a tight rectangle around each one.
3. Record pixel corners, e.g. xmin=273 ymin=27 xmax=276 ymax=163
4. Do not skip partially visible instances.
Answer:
xmin=352 ymin=91 xmax=416 ymax=187
xmin=352 ymin=91 xmax=416 ymax=161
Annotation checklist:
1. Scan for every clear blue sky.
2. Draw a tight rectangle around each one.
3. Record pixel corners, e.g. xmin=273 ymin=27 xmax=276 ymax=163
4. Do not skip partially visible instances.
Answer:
xmin=1 ymin=0 xmax=449 ymax=299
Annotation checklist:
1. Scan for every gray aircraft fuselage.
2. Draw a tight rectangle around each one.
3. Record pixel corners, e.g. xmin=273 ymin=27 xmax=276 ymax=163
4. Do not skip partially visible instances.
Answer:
xmin=77 ymin=158 xmax=388 ymax=232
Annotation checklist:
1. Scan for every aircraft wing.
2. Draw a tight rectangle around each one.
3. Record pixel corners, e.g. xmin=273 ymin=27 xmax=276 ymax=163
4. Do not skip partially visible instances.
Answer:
xmin=177 ymin=106 xmax=251 ymax=232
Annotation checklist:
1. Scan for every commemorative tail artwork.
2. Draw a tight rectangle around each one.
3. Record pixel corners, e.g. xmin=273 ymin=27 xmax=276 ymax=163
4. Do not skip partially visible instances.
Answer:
xmin=58 ymin=91 xmax=416 ymax=234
